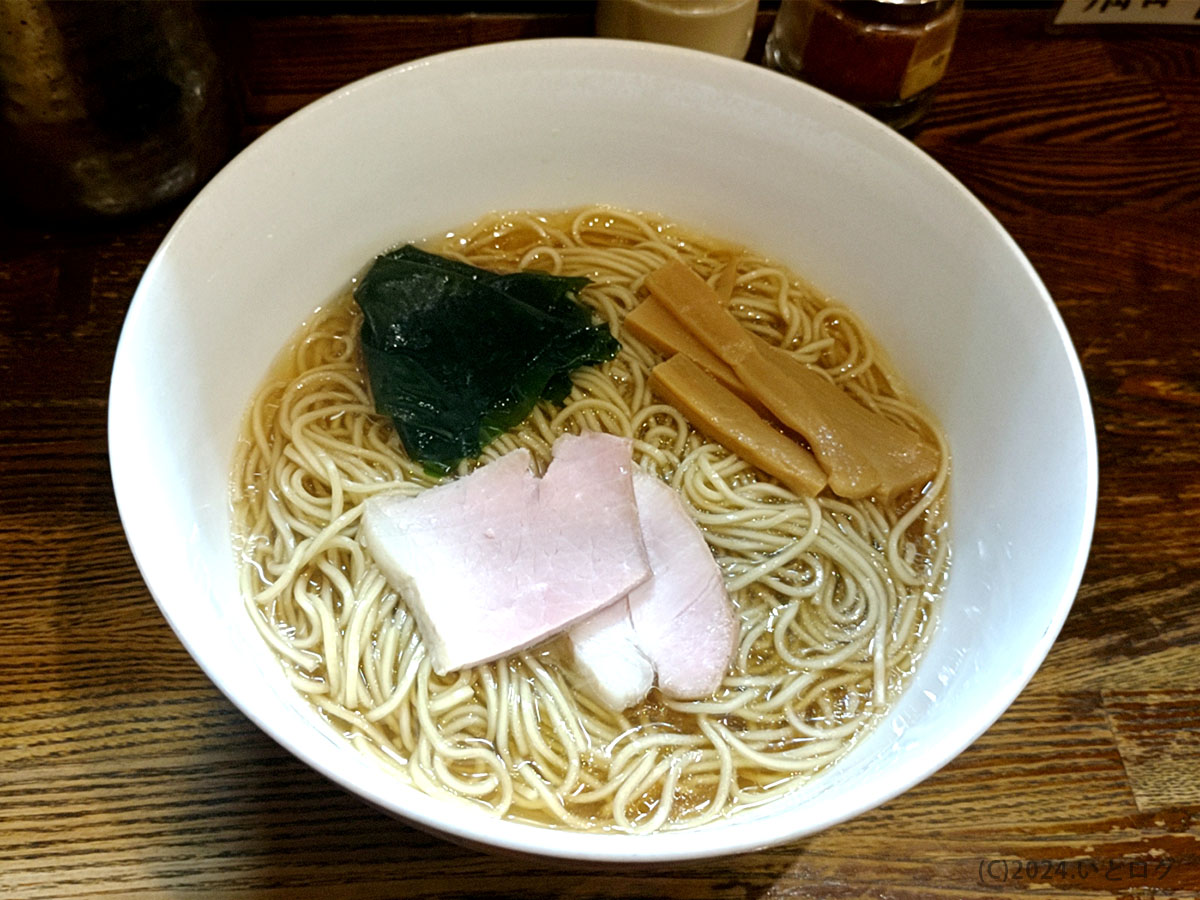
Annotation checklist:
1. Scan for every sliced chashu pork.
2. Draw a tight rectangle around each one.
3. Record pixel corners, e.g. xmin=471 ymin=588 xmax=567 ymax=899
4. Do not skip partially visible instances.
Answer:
xmin=361 ymin=432 xmax=650 ymax=674
xmin=569 ymin=471 xmax=737 ymax=709
xmin=568 ymin=598 xmax=655 ymax=711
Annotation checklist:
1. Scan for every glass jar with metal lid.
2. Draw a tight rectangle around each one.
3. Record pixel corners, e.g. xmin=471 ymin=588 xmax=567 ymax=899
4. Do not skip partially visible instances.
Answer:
xmin=764 ymin=0 xmax=964 ymax=131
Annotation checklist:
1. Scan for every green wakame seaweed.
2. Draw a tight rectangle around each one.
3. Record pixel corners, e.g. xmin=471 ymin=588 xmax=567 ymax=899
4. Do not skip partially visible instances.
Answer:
xmin=353 ymin=245 xmax=620 ymax=472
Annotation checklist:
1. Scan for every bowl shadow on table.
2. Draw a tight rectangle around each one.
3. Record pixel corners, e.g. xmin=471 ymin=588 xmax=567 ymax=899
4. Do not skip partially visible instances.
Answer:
xmin=215 ymin=726 xmax=806 ymax=898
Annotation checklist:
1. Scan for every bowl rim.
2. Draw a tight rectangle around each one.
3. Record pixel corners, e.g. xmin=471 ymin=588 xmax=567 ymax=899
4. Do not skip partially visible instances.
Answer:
xmin=109 ymin=36 xmax=1099 ymax=862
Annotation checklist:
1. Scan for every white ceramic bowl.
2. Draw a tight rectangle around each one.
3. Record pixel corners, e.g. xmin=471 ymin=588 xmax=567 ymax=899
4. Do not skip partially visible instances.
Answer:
xmin=109 ymin=39 xmax=1097 ymax=862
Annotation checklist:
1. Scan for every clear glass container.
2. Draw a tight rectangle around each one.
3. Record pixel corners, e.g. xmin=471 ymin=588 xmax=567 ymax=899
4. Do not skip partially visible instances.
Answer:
xmin=596 ymin=0 xmax=760 ymax=59
xmin=764 ymin=0 xmax=963 ymax=130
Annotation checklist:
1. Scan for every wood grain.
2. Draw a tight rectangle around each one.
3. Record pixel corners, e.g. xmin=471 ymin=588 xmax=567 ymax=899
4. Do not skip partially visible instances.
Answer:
xmin=2 ymin=6 xmax=1199 ymax=899
xmin=1105 ymin=691 xmax=1200 ymax=810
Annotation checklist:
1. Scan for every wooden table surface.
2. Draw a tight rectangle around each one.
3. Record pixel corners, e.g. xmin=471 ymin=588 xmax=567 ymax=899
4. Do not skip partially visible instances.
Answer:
xmin=3 ymin=5 xmax=1199 ymax=898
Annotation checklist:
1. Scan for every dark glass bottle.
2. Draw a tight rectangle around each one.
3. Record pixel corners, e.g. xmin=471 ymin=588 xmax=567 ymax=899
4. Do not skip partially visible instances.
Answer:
xmin=765 ymin=0 xmax=963 ymax=130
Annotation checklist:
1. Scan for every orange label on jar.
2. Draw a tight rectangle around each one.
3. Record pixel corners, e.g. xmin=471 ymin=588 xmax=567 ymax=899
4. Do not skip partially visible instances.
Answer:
xmin=900 ymin=18 xmax=959 ymax=100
